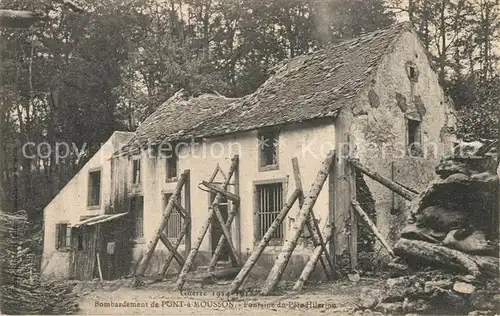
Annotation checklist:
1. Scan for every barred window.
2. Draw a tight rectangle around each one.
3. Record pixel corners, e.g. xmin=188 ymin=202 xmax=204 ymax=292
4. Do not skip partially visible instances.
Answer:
xmin=255 ymin=182 xmax=284 ymax=243
xmin=163 ymin=193 xmax=184 ymax=243
xmin=130 ymin=196 xmax=144 ymax=240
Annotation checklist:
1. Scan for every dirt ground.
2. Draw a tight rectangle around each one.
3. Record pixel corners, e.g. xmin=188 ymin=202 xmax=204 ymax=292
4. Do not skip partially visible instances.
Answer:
xmin=75 ymin=278 xmax=385 ymax=315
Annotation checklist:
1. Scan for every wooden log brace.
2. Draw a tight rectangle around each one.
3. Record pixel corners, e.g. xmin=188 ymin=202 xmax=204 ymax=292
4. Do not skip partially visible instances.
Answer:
xmin=260 ymin=150 xmax=335 ymax=295
xmin=351 ymin=200 xmax=395 ymax=257
xmin=176 ymin=156 xmax=239 ymax=290
xmin=134 ymin=170 xmax=190 ymax=285
xmin=207 ymin=204 xmax=239 ymax=272
xmin=159 ymin=232 xmax=185 ymax=266
xmin=213 ymin=205 xmax=240 ymax=265
xmin=229 ymin=189 xmax=301 ymax=295
xmin=293 ymin=221 xmax=334 ymax=291
xmin=172 ymin=200 xmax=189 ymax=218
xmin=201 ymin=181 xmax=240 ymax=203
xmin=348 ymin=158 xmax=416 ymax=201
xmin=292 ymin=157 xmax=335 ymax=279
xmin=161 ymin=219 xmax=191 ymax=277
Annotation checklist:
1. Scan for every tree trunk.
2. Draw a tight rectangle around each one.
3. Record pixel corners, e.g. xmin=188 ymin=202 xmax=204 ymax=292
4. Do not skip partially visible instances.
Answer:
xmin=394 ymin=238 xmax=482 ymax=277
xmin=260 ymin=150 xmax=335 ymax=295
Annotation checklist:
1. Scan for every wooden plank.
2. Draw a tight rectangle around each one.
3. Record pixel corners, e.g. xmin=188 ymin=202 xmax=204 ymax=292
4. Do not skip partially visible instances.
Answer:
xmin=229 ymin=189 xmax=301 ymax=294
xmin=332 ymin=114 xmax=350 ymax=262
xmin=293 ymin=221 xmax=334 ymax=291
xmin=349 ymin=159 xmax=416 ymax=201
xmin=351 ymin=201 xmax=395 ymax=257
xmin=261 ymin=150 xmax=335 ymax=295
xmin=201 ymin=181 xmax=240 ymax=202
xmin=349 ymin=162 xmax=357 ymax=269
xmin=184 ymin=170 xmax=191 ymax=257
xmin=176 ymin=156 xmax=239 ymax=290
xmin=159 ymin=232 xmax=185 ymax=266
xmin=207 ymin=204 xmax=238 ymax=272
xmin=134 ymin=170 xmax=189 ymax=285
xmin=96 ymin=253 xmax=104 ymax=281
xmin=292 ymin=157 xmax=334 ymax=278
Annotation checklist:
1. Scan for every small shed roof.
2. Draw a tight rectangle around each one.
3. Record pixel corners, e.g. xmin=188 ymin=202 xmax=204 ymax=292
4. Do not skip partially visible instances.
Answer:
xmin=73 ymin=213 xmax=128 ymax=228
xmin=117 ymin=22 xmax=412 ymax=156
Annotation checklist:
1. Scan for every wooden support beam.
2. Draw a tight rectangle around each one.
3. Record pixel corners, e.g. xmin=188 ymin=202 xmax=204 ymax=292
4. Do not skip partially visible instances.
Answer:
xmin=201 ymin=181 xmax=240 ymax=203
xmin=293 ymin=221 xmax=334 ymax=291
xmin=134 ymin=170 xmax=190 ymax=285
xmin=207 ymin=205 xmax=239 ymax=272
xmin=349 ymin=159 xmax=416 ymax=201
xmin=172 ymin=200 xmax=189 ymax=218
xmin=351 ymin=201 xmax=395 ymax=257
xmin=213 ymin=205 xmax=241 ymax=266
xmin=261 ymin=150 xmax=335 ymax=296
xmin=161 ymin=220 xmax=190 ymax=277
xmin=159 ymin=233 xmax=185 ymax=266
xmin=229 ymin=189 xmax=301 ymax=295
xmin=292 ymin=157 xmax=335 ymax=278
xmin=176 ymin=157 xmax=239 ymax=291
xmin=349 ymin=163 xmax=357 ymax=269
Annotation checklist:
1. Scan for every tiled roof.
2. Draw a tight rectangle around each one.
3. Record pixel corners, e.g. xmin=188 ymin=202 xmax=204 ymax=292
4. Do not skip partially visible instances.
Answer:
xmin=117 ymin=22 xmax=412 ymax=156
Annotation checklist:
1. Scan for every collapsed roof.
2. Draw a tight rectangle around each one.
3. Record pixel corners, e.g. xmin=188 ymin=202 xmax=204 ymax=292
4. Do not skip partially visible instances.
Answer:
xmin=117 ymin=22 xmax=414 ymax=156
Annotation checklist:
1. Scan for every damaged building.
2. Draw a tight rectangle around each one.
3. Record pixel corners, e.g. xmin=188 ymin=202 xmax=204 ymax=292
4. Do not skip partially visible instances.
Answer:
xmin=41 ymin=22 xmax=459 ymax=283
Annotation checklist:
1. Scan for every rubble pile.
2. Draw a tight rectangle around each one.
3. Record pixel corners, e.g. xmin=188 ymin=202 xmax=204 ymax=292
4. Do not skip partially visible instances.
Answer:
xmin=357 ymin=140 xmax=499 ymax=315
xmin=397 ymin=140 xmax=498 ymax=274
xmin=356 ymin=270 xmax=499 ymax=315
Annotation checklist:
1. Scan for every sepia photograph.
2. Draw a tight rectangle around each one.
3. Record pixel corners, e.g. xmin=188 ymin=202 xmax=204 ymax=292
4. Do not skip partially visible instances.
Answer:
xmin=0 ymin=0 xmax=498 ymax=315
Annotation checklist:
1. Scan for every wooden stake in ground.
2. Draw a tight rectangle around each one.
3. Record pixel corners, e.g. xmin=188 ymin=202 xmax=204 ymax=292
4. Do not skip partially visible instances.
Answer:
xmin=229 ymin=189 xmax=301 ymax=295
xmin=349 ymin=159 xmax=416 ymax=201
xmin=176 ymin=157 xmax=239 ymax=290
xmin=260 ymin=150 xmax=335 ymax=295
xmin=351 ymin=201 xmax=395 ymax=257
xmin=293 ymin=221 xmax=334 ymax=291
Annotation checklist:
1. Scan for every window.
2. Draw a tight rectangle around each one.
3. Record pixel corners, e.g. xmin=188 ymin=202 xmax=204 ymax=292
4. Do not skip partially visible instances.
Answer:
xmin=163 ymin=193 xmax=184 ymax=242
xmin=132 ymin=158 xmax=141 ymax=184
xmin=407 ymin=118 xmax=422 ymax=157
xmin=55 ymin=223 xmax=71 ymax=251
xmin=409 ymin=66 xmax=416 ymax=80
xmin=166 ymin=150 xmax=178 ymax=181
xmin=88 ymin=170 xmax=101 ymax=207
xmin=130 ymin=196 xmax=144 ymax=240
xmin=255 ymin=182 xmax=284 ymax=243
xmin=258 ymin=129 xmax=279 ymax=170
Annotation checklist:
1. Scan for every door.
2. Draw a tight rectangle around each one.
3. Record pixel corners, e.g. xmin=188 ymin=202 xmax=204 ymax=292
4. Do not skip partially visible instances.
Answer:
xmin=69 ymin=225 xmax=99 ymax=280
xmin=210 ymin=193 xmax=230 ymax=262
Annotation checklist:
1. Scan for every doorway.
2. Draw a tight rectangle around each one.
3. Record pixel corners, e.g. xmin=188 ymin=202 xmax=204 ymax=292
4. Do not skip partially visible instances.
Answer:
xmin=210 ymin=193 xmax=230 ymax=262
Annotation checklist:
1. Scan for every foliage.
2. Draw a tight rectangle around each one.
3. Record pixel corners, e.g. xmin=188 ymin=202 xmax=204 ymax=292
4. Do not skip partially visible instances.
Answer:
xmin=0 ymin=211 xmax=79 ymax=314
